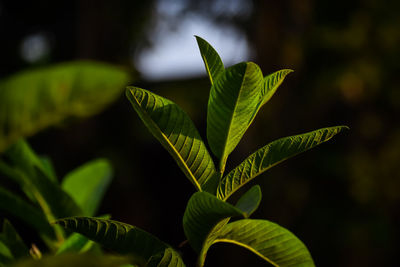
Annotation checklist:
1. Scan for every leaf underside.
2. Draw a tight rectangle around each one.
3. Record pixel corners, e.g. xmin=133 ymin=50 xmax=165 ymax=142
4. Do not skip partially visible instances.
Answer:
xmin=208 ymin=219 xmax=315 ymax=267
xmin=126 ymin=87 xmax=217 ymax=192
xmin=234 ymin=184 xmax=262 ymax=218
xmin=217 ymin=126 xmax=349 ymax=200
xmin=183 ymin=192 xmax=244 ymax=252
xmin=54 ymin=217 xmax=184 ymax=266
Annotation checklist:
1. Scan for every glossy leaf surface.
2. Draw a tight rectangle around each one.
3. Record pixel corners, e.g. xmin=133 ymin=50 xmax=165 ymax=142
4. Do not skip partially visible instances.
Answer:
xmin=202 ymin=219 xmax=315 ymax=267
xmin=182 ymin=192 xmax=244 ymax=252
xmin=217 ymin=126 xmax=349 ymax=200
xmin=126 ymin=87 xmax=217 ymax=191
xmin=207 ymin=62 xmax=263 ymax=173
xmin=0 ymin=61 xmax=129 ymax=152
xmin=235 ymin=185 xmax=262 ymax=218
xmin=55 ymin=217 xmax=182 ymax=266
xmin=62 ymin=159 xmax=113 ymax=216
xmin=195 ymin=35 xmax=224 ymax=85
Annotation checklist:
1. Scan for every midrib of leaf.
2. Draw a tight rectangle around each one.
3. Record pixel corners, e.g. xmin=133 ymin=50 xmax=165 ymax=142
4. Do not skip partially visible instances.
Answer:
xmin=131 ymin=90 xmax=202 ymax=191
xmin=218 ymin=63 xmax=251 ymax=175
xmin=202 ymin=55 xmax=214 ymax=85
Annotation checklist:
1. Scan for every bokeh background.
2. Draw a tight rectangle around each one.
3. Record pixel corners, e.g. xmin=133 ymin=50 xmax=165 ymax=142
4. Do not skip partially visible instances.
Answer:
xmin=1 ymin=0 xmax=399 ymax=266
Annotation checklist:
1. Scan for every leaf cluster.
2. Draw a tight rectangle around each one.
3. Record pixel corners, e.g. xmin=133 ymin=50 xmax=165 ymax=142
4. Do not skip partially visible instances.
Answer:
xmin=0 ymin=37 xmax=348 ymax=266
xmin=55 ymin=36 xmax=347 ymax=266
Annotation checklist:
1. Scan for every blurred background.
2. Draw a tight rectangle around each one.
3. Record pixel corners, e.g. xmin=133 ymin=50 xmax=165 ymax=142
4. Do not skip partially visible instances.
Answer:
xmin=1 ymin=0 xmax=399 ymax=266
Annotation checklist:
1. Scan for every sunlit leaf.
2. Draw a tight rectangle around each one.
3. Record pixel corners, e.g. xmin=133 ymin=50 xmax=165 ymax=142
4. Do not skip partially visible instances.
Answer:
xmin=62 ymin=159 xmax=113 ymax=216
xmin=182 ymin=191 xmax=244 ymax=252
xmin=207 ymin=62 xmax=264 ymax=174
xmin=260 ymin=69 xmax=293 ymax=106
xmin=0 ymin=61 xmax=130 ymax=153
xmin=200 ymin=219 xmax=315 ymax=267
xmin=54 ymin=217 xmax=182 ymax=266
xmin=195 ymin=35 xmax=224 ymax=85
xmin=217 ymin=126 xmax=349 ymax=200
xmin=126 ymin=87 xmax=217 ymax=192
xmin=234 ymin=185 xmax=262 ymax=218
xmin=0 ymin=220 xmax=29 ymax=259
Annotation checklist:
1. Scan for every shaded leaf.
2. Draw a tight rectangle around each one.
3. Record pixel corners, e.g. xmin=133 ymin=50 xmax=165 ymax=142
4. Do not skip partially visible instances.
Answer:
xmin=0 ymin=61 xmax=130 ymax=153
xmin=207 ymin=62 xmax=264 ymax=174
xmin=126 ymin=87 xmax=217 ymax=192
xmin=55 ymin=233 xmax=94 ymax=255
xmin=201 ymin=219 xmax=315 ymax=267
xmin=182 ymin=192 xmax=244 ymax=252
xmin=195 ymin=36 xmax=224 ymax=85
xmin=0 ymin=241 xmax=13 ymax=265
xmin=39 ymin=156 xmax=58 ymax=183
xmin=217 ymin=126 xmax=349 ymax=200
xmin=12 ymin=253 xmax=131 ymax=267
xmin=0 ymin=220 xmax=29 ymax=259
xmin=54 ymin=217 xmax=169 ymax=266
xmin=0 ymin=187 xmax=54 ymax=239
xmin=146 ymin=248 xmax=186 ymax=267
xmin=235 ymin=185 xmax=262 ymax=218
xmin=62 ymin=159 xmax=113 ymax=216
xmin=0 ymin=140 xmax=83 ymax=219
xmin=261 ymin=69 xmax=293 ymax=106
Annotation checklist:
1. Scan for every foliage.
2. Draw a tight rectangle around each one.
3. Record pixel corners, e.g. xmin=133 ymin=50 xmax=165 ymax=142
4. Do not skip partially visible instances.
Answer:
xmin=0 ymin=61 xmax=129 ymax=153
xmin=0 ymin=138 xmax=115 ymax=266
xmin=50 ymin=36 xmax=347 ymax=266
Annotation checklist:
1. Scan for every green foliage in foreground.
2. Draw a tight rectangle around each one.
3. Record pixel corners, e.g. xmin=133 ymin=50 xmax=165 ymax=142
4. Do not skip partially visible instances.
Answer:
xmin=55 ymin=36 xmax=347 ymax=266
xmin=0 ymin=61 xmax=129 ymax=153
xmin=0 ymin=36 xmax=347 ymax=266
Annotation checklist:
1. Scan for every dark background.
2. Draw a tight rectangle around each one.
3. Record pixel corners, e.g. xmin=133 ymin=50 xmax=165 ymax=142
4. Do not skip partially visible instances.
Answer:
xmin=1 ymin=0 xmax=399 ymax=266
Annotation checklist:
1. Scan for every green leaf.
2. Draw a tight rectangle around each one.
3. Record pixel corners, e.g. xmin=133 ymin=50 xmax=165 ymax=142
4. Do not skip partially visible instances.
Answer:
xmin=0 ymin=240 xmax=13 ymax=265
xmin=0 ymin=61 xmax=130 ymax=153
xmin=54 ymin=217 xmax=172 ymax=266
xmin=62 ymin=159 xmax=113 ymax=216
xmin=0 ymin=187 xmax=55 ymax=239
xmin=195 ymin=36 xmax=224 ymax=86
xmin=207 ymin=62 xmax=264 ymax=174
xmin=1 ymin=140 xmax=83 ymax=219
xmin=126 ymin=87 xmax=217 ymax=192
xmin=55 ymin=233 xmax=93 ymax=255
xmin=217 ymin=126 xmax=349 ymax=200
xmin=235 ymin=185 xmax=262 ymax=218
xmin=39 ymin=156 xmax=58 ymax=183
xmin=0 ymin=220 xmax=29 ymax=259
xmin=12 ymin=253 xmax=132 ymax=267
xmin=261 ymin=69 xmax=293 ymax=106
xmin=182 ymin=192 xmax=244 ymax=252
xmin=146 ymin=248 xmax=186 ymax=267
xmin=200 ymin=219 xmax=315 ymax=267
